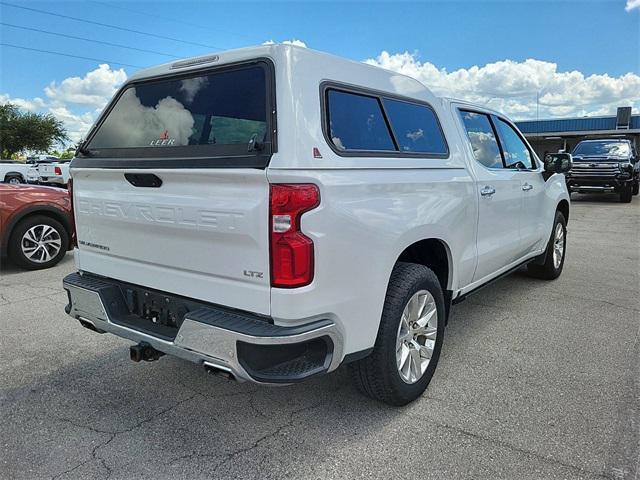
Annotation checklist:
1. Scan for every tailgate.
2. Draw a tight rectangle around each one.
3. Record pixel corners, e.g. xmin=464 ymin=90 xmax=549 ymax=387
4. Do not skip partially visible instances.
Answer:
xmin=38 ymin=164 xmax=55 ymax=176
xmin=70 ymin=58 xmax=277 ymax=315
xmin=73 ymin=168 xmax=271 ymax=315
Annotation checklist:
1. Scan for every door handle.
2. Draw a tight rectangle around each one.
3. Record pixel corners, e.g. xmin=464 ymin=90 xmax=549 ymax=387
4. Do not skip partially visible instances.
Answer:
xmin=522 ymin=183 xmax=533 ymax=191
xmin=480 ymin=186 xmax=496 ymax=197
xmin=124 ymin=173 xmax=162 ymax=188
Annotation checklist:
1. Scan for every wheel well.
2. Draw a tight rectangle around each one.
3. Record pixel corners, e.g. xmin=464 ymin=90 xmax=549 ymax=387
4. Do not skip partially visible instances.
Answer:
xmin=397 ymin=239 xmax=450 ymax=291
xmin=4 ymin=172 xmax=25 ymax=181
xmin=557 ymin=199 xmax=569 ymax=222
xmin=3 ymin=208 xmax=71 ymax=250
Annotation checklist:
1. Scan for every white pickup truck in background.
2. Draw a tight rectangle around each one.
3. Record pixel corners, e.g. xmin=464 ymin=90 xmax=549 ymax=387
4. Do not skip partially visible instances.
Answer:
xmin=0 ymin=160 xmax=38 ymax=184
xmin=0 ymin=156 xmax=70 ymax=186
xmin=36 ymin=161 xmax=71 ymax=186
xmin=63 ymin=44 xmax=572 ymax=405
xmin=26 ymin=155 xmax=71 ymax=186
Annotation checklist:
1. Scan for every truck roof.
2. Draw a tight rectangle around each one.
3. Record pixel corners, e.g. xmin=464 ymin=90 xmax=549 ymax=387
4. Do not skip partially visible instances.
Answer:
xmin=127 ymin=43 xmax=443 ymax=106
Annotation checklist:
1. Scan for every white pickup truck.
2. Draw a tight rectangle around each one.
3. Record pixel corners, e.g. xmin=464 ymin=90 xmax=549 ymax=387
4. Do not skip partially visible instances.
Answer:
xmin=0 ymin=160 xmax=37 ymax=184
xmin=63 ymin=45 xmax=571 ymax=405
xmin=26 ymin=156 xmax=71 ymax=186
xmin=37 ymin=162 xmax=71 ymax=186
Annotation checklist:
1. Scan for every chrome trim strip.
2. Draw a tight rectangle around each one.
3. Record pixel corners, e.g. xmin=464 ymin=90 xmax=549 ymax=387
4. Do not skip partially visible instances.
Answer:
xmin=570 ymin=185 xmax=616 ymax=191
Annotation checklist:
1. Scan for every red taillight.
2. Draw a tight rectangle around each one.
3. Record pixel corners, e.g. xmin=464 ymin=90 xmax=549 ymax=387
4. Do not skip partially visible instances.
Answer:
xmin=54 ymin=166 xmax=62 ymax=175
xmin=270 ymin=184 xmax=320 ymax=288
xmin=68 ymin=178 xmax=77 ymax=247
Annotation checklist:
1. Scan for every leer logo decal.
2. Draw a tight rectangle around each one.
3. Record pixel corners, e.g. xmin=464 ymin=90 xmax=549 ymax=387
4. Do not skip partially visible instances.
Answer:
xmin=150 ymin=130 xmax=176 ymax=146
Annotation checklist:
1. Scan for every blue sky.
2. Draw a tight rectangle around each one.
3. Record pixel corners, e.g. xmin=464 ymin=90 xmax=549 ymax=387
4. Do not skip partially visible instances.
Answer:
xmin=1 ymin=0 xmax=638 ymax=142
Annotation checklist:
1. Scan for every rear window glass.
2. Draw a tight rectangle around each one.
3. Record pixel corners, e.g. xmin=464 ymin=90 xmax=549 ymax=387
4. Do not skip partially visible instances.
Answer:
xmin=326 ymin=90 xmax=395 ymax=152
xmin=86 ymin=65 xmax=268 ymax=154
xmin=382 ymin=98 xmax=447 ymax=154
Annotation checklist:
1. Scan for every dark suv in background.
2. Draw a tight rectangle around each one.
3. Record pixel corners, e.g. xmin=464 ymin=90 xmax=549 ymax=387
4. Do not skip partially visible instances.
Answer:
xmin=566 ymin=139 xmax=638 ymax=203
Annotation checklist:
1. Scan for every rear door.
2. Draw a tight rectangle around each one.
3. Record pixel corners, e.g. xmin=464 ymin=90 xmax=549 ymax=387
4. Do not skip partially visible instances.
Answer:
xmin=72 ymin=60 xmax=276 ymax=315
xmin=458 ymin=110 xmax=522 ymax=282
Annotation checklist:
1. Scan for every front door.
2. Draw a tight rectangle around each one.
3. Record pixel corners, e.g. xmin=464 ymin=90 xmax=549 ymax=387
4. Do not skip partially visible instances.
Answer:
xmin=492 ymin=117 xmax=547 ymax=255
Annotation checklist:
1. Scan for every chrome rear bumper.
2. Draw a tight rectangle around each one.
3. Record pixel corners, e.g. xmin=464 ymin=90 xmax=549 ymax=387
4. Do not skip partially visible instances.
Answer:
xmin=63 ymin=272 xmax=343 ymax=384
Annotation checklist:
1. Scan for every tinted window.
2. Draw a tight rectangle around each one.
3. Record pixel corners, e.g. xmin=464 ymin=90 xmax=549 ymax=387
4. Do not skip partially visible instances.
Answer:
xmin=572 ymin=141 xmax=631 ymax=157
xmin=87 ymin=66 xmax=268 ymax=154
xmin=494 ymin=118 xmax=533 ymax=169
xmin=326 ymin=90 xmax=395 ymax=151
xmin=459 ymin=111 xmax=503 ymax=169
xmin=382 ymin=99 xmax=447 ymax=154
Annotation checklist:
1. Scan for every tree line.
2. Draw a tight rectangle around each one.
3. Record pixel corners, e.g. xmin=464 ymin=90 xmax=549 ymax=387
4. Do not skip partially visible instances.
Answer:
xmin=0 ymin=103 xmax=70 ymax=160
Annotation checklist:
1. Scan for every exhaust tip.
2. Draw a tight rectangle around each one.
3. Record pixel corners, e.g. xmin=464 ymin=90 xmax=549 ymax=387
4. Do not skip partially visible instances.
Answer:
xmin=78 ymin=318 xmax=106 ymax=334
xmin=204 ymin=362 xmax=235 ymax=381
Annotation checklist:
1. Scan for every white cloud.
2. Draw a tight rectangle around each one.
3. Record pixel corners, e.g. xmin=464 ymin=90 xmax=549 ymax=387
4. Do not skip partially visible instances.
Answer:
xmin=0 ymin=94 xmax=46 ymax=112
xmin=1 ymin=64 xmax=127 ymax=145
xmin=44 ymin=63 xmax=127 ymax=108
xmin=262 ymin=39 xmax=307 ymax=48
xmin=365 ymin=51 xmax=640 ymax=119
xmin=625 ymin=0 xmax=640 ymax=11
xmin=90 ymin=88 xmax=195 ymax=148
xmin=179 ymin=77 xmax=208 ymax=103
xmin=47 ymin=105 xmax=97 ymax=144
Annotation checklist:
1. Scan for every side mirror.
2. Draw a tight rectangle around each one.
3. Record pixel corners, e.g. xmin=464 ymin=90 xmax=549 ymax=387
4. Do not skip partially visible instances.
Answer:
xmin=544 ymin=152 xmax=572 ymax=174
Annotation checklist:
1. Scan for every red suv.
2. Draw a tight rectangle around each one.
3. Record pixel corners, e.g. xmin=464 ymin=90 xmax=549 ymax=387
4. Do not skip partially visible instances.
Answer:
xmin=0 ymin=184 xmax=74 ymax=269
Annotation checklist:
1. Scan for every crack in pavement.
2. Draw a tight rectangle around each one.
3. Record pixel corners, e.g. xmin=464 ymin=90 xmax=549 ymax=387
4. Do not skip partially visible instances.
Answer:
xmin=50 ymin=433 xmax=114 ymax=480
xmin=49 ymin=392 xmax=198 ymax=479
xmin=167 ymin=399 xmax=329 ymax=472
xmin=431 ymin=419 xmax=614 ymax=480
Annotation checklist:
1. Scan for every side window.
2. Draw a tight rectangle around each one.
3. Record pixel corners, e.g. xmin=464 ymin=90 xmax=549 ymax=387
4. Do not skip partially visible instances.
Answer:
xmin=381 ymin=98 xmax=448 ymax=154
xmin=494 ymin=118 xmax=534 ymax=169
xmin=326 ymin=89 xmax=395 ymax=151
xmin=459 ymin=111 xmax=503 ymax=169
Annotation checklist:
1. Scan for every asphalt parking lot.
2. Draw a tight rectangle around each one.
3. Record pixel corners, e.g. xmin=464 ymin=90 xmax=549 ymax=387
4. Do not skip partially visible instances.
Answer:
xmin=1 ymin=194 xmax=638 ymax=480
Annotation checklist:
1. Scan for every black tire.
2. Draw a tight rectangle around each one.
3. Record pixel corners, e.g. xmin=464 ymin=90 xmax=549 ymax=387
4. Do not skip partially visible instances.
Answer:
xmin=620 ymin=185 xmax=633 ymax=203
xmin=632 ymin=181 xmax=638 ymax=196
xmin=5 ymin=174 xmax=23 ymax=185
xmin=8 ymin=215 xmax=69 ymax=270
xmin=527 ymin=211 xmax=566 ymax=280
xmin=349 ymin=262 xmax=446 ymax=406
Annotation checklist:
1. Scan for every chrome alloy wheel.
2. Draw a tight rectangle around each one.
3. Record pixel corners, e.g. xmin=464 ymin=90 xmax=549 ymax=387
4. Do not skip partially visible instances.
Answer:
xmin=8 ymin=177 xmax=21 ymax=185
xmin=552 ymin=223 xmax=565 ymax=269
xmin=396 ymin=289 xmax=438 ymax=384
xmin=21 ymin=224 xmax=62 ymax=263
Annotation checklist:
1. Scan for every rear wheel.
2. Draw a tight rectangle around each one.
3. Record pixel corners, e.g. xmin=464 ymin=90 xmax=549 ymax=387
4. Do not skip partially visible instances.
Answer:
xmin=620 ymin=185 xmax=633 ymax=203
xmin=8 ymin=215 xmax=69 ymax=270
xmin=349 ymin=262 xmax=445 ymax=406
xmin=5 ymin=175 xmax=23 ymax=185
xmin=527 ymin=211 xmax=566 ymax=280
xmin=632 ymin=181 xmax=639 ymax=196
